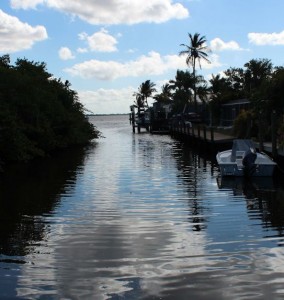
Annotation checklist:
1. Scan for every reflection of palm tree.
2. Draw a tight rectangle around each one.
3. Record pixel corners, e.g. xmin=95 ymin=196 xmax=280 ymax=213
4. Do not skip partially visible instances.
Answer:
xmin=179 ymin=33 xmax=210 ymax=111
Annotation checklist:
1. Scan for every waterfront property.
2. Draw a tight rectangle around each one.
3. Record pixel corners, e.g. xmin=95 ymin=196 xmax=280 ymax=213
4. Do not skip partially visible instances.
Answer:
xmin=220 ymin=98 xmax=250 ymax=127
xmin=130 ymin=103 xmax=170 ymax=133
xmin=2 ymin=115 xmax=284 ymax=299
xmin=130 ymin=102 xmax=283 ymax=165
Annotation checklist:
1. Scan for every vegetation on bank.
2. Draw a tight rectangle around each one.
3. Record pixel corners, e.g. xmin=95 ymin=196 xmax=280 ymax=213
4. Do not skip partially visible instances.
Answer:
xmin=133 ymin=32 xmax=284 ymax=145
xmin=0 ymin=55 xmax=100 ymax=163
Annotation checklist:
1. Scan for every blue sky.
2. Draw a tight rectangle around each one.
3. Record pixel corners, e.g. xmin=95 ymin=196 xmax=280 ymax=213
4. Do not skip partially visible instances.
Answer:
xmin=1 ymin=0 xmax=284 ymax=114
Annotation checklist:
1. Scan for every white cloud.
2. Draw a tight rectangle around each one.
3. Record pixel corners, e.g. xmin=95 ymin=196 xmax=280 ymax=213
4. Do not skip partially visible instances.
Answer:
xmin=65 ymin=51 xmax=184 ymax=80
xmin=79 ymin=29 xmax=118 ymax=52
xmin=58 ymin=47 xmax=75 ymax=60
xmin=10 ymin=0 xmax=44 ymax=9
xmin=127 ymin=49 xmax=137 ymax=54
xmin=210 ymin=38 xmax=244 ymax=51
xmin=10 ymin=0 xmax=189 ymax=25
xmin=78 ymin=87 xmax=135 ymax=114
xmin=0 ymin=9 xmax=47 ymax=53
xmin=248 ymin=30 xmax=284 ymax=45
xmin=64 ymin=51 xmax=221 ymax=81
xmin=77 ymin=47 xmax=88 ymax=53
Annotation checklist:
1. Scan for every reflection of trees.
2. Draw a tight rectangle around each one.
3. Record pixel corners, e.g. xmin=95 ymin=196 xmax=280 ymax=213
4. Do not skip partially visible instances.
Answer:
xmin=132 ymin=134 xmax=217 ymax=232
xmin=218 ymin=176 xmax=284 ymax=238
xmin=0 ymin=146 xmax=90 ymax=256
xmin=171 ymin=143 xmax=217 ymax=232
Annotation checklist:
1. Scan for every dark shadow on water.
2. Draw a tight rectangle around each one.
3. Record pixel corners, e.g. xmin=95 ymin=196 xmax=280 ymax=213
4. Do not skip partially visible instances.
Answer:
xmin=0 ymin=145 xmax=94 ymax=257
xmin=217 ymin=175 xmax=284 ymax=237
xmin=171 ymin=142 xmax=218 ymax=232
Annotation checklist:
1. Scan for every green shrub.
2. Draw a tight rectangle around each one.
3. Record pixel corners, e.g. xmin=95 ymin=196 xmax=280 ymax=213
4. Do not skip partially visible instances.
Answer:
xmin=0 ymin=55 xmax=100 ymax=163
xmin=233 ymin=110 xmax=254 ymax=138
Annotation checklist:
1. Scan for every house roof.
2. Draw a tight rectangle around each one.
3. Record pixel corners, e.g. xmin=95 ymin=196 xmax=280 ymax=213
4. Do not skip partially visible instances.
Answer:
xmin=222 ymin=98 xmax=250 ymax=106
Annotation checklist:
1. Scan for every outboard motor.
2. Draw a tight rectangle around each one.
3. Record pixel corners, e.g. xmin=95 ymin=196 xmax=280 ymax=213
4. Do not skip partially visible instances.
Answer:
xmin=242 ymin=147 xmax=257 ymax=176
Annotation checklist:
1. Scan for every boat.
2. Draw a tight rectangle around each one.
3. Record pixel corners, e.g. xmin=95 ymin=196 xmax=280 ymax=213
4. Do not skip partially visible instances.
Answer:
xmin=216 ymin=139 xmax=277 ymax=176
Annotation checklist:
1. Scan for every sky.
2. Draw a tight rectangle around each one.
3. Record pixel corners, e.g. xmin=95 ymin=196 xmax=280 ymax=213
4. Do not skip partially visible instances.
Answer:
xmin=1 ymin=0 xmax=284 ymax=114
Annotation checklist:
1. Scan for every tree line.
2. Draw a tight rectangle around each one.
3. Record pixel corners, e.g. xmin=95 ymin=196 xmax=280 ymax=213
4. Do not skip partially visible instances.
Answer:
xmin=0 ymin=55 xmax=100 ymax=164
xmin=134 ymin=33 xmax=284 ymax=144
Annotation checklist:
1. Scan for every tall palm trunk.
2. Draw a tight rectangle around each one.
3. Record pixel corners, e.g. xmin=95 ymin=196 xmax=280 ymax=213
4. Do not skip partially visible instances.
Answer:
xmin=179 ymin=33 xmax=211 ymax=112
xmin=192 ymin=60 xmax=197 ymax=111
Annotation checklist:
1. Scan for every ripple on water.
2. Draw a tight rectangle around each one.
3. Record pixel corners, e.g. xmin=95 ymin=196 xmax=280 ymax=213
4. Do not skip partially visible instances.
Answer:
xmin=1 ymin=115 xmax=284 ymax=299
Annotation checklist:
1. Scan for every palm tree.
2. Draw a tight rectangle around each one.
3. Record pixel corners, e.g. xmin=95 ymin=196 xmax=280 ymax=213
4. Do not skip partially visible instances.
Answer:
xmin=139 ymin=80 xmax=157 ymax=107
xmin=133 ymin=92 xmax=144 ymax=107
xmin=133 ymin=79 xmax=156 ymax=109
xmin=153 ymin=83 xmax=173 ymax=103
xmin=244 ymin=58 xmax=272 ymax=94
xmin=179 ymin=33 xmax=211 ymax=111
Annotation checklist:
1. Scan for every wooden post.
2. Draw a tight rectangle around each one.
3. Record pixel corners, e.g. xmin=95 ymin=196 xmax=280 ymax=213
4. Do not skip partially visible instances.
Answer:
xmin=137 ymin=107 xmax=141 ymax=133
xmin=258 ymin=111 xmax=264 ymax=152
xmin=131 ymin=108 xmax=135 ymax=133
xmin=210 ymin=127 xmax=214 ymax=142
xmin=271 ymin=110 xmax=277 ymax=157
xmin=197 ymin=125 xmax=200 ymax=138
xmin=203 ymin=126 xmax=206 ymax=141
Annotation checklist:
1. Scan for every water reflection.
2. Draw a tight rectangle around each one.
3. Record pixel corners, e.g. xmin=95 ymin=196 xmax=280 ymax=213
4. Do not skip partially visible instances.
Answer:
xmin=217 ymin=175 xmax=284 ymax=240
xmin=0 ymin=145 xmax=91 ymax=298
xmin=172 ymin=145 xmax=219 ymax=233
xmin=2 ymin=115 xmax=284 ymax=299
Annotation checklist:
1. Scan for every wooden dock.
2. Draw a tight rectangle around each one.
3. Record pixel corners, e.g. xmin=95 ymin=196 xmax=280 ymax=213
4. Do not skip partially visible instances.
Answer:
xmin=170 ymin=123 xmax=284 ymax=163
xmin=170 ymin=124 xmax=234 ymax=145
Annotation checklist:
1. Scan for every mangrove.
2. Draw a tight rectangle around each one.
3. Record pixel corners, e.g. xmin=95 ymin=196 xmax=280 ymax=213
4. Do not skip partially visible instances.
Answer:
xmin=0 ymin=54 xmax=100 ymax=164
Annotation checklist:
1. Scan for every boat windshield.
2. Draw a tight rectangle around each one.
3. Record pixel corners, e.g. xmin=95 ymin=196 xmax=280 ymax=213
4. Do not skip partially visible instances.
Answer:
xmin=231 ymin=139 xmax=256 ymax=162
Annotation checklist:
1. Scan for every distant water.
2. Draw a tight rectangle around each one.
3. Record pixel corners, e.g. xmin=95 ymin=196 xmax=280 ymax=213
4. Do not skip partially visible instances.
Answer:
xmin=1 ymin=114 xmax=284 ymax=299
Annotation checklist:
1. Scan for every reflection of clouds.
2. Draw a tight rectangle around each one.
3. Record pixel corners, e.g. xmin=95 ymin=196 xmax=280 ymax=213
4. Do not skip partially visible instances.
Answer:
xmin=211 ymin=246 xmax=284 ymax=299
xmin=14 ymin=117 xmax=284 ymax=299
xmin=53 ymin=215 xmax=209 ymax=299
xmin=17 ymin=214 xmax=210 ymax=299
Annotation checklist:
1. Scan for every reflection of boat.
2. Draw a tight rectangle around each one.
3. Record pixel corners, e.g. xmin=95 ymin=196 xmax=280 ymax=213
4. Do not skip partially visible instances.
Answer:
xmin=216 ymin=139 xmax=276 ymax=176
xmin=217 ymin=176 xmax=277 ymax=209
xmin=217 ymin=176 xmax=276 ymax=199
xmin=217 ymin=176 xmax=275 ymax=191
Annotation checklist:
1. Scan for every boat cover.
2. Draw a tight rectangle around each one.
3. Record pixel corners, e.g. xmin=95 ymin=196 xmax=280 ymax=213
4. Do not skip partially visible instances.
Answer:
xmin=231 ymin=139 xmax=256 ymax=162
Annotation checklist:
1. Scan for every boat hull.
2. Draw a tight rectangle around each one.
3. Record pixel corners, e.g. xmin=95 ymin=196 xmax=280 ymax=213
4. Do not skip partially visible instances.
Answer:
xmin=216 ymin=145 xmax=277 ymax=177
xmin=218 ymin=162 xmax=275 ymax=177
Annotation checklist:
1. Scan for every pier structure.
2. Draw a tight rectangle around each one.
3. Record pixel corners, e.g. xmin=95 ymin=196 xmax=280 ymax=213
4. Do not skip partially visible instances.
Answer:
xmin=169 ymin=123 xmax=234 ymax=152
xmin=169 ymin=122 xmax=284 ymax=162
xmin=129 ymin=105 xmax=150 ymax=133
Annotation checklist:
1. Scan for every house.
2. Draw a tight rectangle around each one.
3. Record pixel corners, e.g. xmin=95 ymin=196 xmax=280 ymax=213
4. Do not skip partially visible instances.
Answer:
xmin=220 ymin=98 xmax=250 ymax=127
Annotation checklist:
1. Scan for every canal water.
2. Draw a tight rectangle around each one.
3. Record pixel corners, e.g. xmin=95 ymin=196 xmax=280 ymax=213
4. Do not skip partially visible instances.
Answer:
xmin=1 ymin=114 xmax=284 ymax=299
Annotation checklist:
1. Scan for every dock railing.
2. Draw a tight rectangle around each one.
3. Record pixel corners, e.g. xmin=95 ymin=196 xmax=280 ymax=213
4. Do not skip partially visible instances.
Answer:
xmin=169 ymin=123 xmax=235 ymax=144
xmin=170 ymin=122 xmax=282 ymax=159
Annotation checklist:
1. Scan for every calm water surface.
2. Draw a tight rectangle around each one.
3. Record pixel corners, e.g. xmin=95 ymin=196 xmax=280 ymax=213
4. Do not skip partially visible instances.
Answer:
xmin=1 ymin=115 xmax=284 ymax=299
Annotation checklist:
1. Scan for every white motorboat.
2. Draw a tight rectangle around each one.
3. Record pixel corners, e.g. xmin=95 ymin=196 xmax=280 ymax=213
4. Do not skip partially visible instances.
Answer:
xmin=216 ymin=139 xmax=277 ymax=176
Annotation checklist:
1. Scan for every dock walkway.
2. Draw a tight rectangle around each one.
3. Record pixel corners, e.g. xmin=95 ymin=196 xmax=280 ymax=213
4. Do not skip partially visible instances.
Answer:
xmin=170 ymin=123 xmax=284 ymax=159
xmin=170 ymin=124 xmax=234 ymax=144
